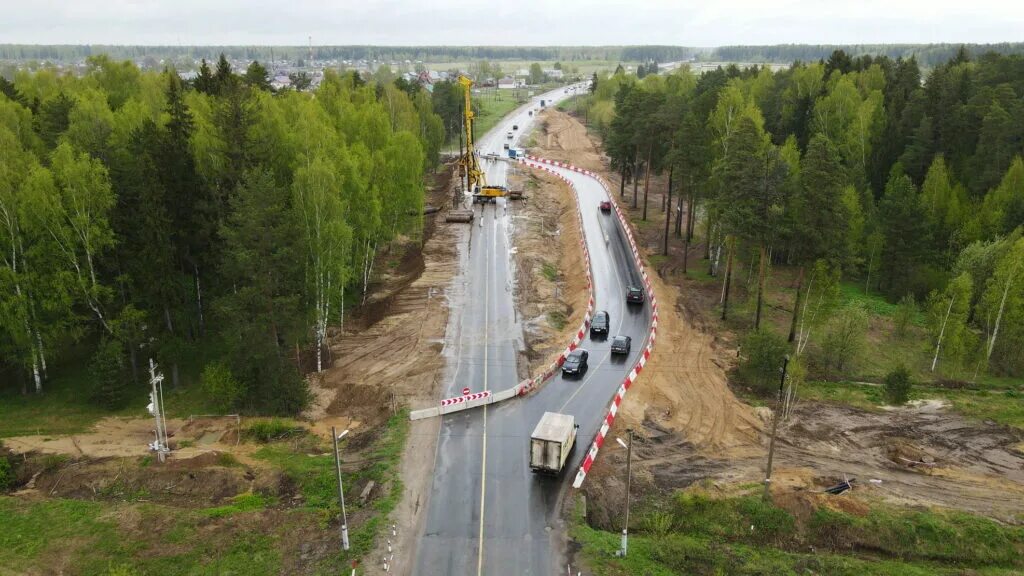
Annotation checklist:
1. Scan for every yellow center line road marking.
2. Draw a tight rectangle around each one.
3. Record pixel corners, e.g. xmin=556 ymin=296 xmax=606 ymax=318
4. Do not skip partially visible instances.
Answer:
xmin=477 ymin=208 xmax=491 ymax=576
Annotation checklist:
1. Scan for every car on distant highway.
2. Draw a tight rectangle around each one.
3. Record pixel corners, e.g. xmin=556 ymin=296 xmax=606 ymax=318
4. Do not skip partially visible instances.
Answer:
xmin=599 ymin=200 xmax=612 ymax=212
xmin=610 ymin=335 xmax=631 ymax=355
xmin=561 ymin=349 xmax=589 ymax=377
xmin=513 ymin=124 xmax=519 ymax=130
xmin=503 ymin=143 xmax=510 ymax=149
xmin=590 ymin=310 xmax=609 ymax=337
xmin=507 ymin=131 xmax=514 ymax=139
xmin=626 ymin=286 xmax=645 ymax=304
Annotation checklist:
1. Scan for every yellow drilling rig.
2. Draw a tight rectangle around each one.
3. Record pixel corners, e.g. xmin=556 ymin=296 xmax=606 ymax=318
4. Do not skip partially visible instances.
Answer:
xmin=458 ymin=75 xmax=508 ymax=203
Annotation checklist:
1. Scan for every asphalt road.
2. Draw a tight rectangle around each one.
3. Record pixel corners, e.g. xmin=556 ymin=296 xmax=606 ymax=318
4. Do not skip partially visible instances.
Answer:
xmin=414 ymin=85 xmax=651 ymax=575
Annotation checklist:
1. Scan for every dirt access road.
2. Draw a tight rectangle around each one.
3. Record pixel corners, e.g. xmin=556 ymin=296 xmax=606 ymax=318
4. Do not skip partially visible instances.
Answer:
xmin=536 ymin=108 xmax=1024 ymax=525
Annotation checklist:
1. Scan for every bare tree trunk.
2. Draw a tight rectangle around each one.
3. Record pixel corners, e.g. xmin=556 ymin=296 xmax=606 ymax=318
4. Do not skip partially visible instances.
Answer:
xmin=663 ymin=166 xmax=673 ymax=256
xmin=787 ymin=266 xmax=804 ymax=343
xmin=704 ymin=212 xmax=713 ymax=261
xmin=194 ymin=264 xmax=205 ymax=336
xmin=932 ymin=294 xmax=956 ymax=371
xmin=687 ymin=192 xmax=696 ymax=242
xmin=674 ymin=193 xmax=684 ymax=237
xmin=642 ymin=144 xmax=652 ymax=220
xmin=755 ymin=244 xmax=767 ymax=330
xmin=619 ymin=163 xmax=627 ymax=199
xmin=682 ymin=195 xmax=691 ymax=274
xmin=986 ymin=260 xmax=1018 ymax=360
xmin=721 ymin=238 xmax=734 ymax=321
xmin=632 ymin=155 xmax=640 ymax=209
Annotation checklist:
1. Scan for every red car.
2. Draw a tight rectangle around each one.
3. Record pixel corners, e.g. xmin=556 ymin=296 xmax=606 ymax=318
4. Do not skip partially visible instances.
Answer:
xmin=599 ymin=200 xmax=612 ymax=212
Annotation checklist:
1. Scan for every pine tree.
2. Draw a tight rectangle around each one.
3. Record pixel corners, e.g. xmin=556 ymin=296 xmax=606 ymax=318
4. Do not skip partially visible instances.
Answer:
xmin=193 ymin=59 xmax=216 ymax=95
xmin=243 ymin=60 xmax=272 ymax=92
xmin=219 ymin=168 xmax=307 ymax=414
xmin=879 ymin=168 xmax=934 ymax=297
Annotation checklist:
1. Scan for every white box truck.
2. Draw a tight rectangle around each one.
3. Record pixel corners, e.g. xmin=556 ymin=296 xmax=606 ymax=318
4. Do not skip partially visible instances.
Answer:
xmin=530 ymin=412 xmax=578 ymax=474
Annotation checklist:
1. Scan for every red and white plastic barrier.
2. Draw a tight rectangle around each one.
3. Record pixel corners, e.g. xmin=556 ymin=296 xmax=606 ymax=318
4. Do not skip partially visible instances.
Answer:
xmin=409 ymin=163 xmax=597 ymax=421
xmin=512 ymin=161 xmax=596 ymax=397
xmin=519 ymin=155 xmax=660 ymax=490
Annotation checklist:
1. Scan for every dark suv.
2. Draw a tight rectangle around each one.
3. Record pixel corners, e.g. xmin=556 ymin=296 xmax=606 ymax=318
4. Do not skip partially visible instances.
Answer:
xmin=610 ymin=335 xmax=632 ymax=355
xmin=626 ymin=286 xmax=645 ymax=304
xmin=562 ymin=349 xmax=589 ymax=377
xmin=590 ymin=310 xmax=609 ymax=337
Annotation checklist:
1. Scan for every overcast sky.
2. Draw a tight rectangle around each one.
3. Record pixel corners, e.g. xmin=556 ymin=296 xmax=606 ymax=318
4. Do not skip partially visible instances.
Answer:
xmin=2 ymin=0 xmax=1023 ymax=46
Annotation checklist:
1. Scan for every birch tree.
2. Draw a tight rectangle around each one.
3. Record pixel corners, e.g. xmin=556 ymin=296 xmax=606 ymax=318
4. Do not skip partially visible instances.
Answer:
xmin=294 ymin=155 xmax=352 ymax=372
xmin=979 ymin=236 xmax=1024 ymax=372
xmin=27 ymin=143 xmax=115 ymax=335
xmin=926 ymin=272 xmax=973 ymax=375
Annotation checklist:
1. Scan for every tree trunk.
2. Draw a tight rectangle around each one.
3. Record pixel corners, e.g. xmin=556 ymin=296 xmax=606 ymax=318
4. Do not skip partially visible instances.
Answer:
xmin=642 ymin=144 xmax=652 ymax=220
xmin=755 ymin=244 xmax=767 ymax=330
xmin=788 ymin=266 xmax=804 ymax=343
xmin=632 ymin=159 xmax=640 ymax=209
xmin=194 ymin=264 xmax=205 ymax=336
xmin=721 ymin=238 xmax=734 ymax=321
xmin=986 ymin=259 xmax=1019 ymax=360
xmin=932 ymin=294 xmax=956 ymax=371
xmin=686 ymin=192 xmax=696 ymax=241
xmin=674 ymin=193 xmax=684 ymax=237
xmin=704 ymin=213 xmax=713 ymax=260
xmin=619 ymin=163 xmax=627 ymax=199
xmin=682 ymin=195 xmax=691 ymax=274
xmin=663 ymin=167 xmax=673 ymax=256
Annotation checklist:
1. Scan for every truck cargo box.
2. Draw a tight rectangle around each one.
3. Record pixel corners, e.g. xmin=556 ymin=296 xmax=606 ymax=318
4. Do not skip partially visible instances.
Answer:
xmin=530 ymin=412 xmax=577 ymax=474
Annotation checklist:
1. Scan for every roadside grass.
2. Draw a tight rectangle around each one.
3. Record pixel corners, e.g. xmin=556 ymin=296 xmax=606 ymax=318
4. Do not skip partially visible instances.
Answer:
xmin=571 ymin=489 xmax=1024 ymax=575
xmin=252 ymin=410 xmax=409 ymax=560
xmin=541 ymin=262 xmax=559 ymax=282
xmin=470 ymin=89 xmax=523 ymax=141
xmin=0 ymin=411 xmax=410 ymax=574
xmin=548 ymin=310 xmax=568 ymax=330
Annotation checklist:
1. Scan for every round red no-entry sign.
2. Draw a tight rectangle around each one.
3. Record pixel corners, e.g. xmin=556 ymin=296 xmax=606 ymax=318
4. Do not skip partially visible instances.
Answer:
xmin=462 ymin=387 xmax=471 ymax=396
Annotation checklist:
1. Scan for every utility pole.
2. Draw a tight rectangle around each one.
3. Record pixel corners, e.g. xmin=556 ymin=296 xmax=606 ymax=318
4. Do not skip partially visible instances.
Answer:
xmin=332 ymin=427 xmax=351 ymax=551
xmin=147 ymin=359 xmax=169 ymax=463
xmin=763 ymin=355 xmax=789 ymax=501
xmin=617 ymin=429 xmax=634 ymax=557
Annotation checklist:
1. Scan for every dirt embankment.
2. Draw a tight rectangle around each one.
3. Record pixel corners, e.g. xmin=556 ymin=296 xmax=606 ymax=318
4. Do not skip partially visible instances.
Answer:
xmin=532 ymin=109 xmax=762 ymax=453
xmin=507 ymin=163 xmax=588 ymax=369
xmin=538 ymin=108 xmax=1024 ymax=526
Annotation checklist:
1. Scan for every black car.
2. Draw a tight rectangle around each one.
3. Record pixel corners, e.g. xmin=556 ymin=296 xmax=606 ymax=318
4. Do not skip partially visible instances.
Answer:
xmin=626 ymin=286 xmax=645 ymax=304
xmin=590 ymin=310 xmax=609 ymax=337
xmin=562 ymin=349 xmax=589 ymax=377
xmin=610 ymin=335 xmax=632 ymax=355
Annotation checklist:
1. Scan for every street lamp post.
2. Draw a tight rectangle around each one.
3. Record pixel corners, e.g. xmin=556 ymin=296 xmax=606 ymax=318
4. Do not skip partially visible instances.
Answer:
xmin=332 ymin=427 xmax=351 ymax=551
xmin=763 ymin=356 xmax=789 ymax=501
xmin=616 ymin=429 xmax=634 ymax=557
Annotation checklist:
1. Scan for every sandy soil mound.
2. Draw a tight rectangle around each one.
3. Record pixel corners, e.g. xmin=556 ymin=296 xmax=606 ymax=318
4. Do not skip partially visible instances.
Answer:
xmin=508 ymin=165 xmax=588 ymax=369
xmin=531 ymin=109 xmax=761 ymax=453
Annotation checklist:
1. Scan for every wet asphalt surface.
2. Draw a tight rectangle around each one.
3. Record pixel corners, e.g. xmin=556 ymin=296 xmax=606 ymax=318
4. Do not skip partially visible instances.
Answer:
xmin=414 ymin=85 xmax=652 ymax=576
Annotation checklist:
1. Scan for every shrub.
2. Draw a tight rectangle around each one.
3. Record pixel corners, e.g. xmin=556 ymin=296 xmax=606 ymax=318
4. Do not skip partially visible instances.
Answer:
xmin=818 ymin=303 xmax=869 ymax=376
xmin=244 ymin=418 xmax=304 ymax=443
xmin=738 ymin=329 xmax=789 ymax=394
xmin=201 ymin=362 xmax=243 ymax=412
xmin=893 ymin=294 xmax=918 ymax=337
xmin=0 ymin=457 xmax=12 ymax=492
xmin=883 ymin=363 xmax=913 ymax=405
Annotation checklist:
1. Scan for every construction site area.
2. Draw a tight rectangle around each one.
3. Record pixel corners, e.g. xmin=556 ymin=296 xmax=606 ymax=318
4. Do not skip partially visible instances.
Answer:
xmin=3 ymin=83 xmax=1023 ymax=576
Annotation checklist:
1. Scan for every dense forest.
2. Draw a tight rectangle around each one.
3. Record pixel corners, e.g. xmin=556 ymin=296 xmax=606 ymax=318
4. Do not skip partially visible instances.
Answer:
xmin=0 ymin=55 xmax=447 ymax=413
xmin=585 ymin=47 xmax=1024 ymax=380
xmin=708 ymin=43 xmax=1024 ymax=68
